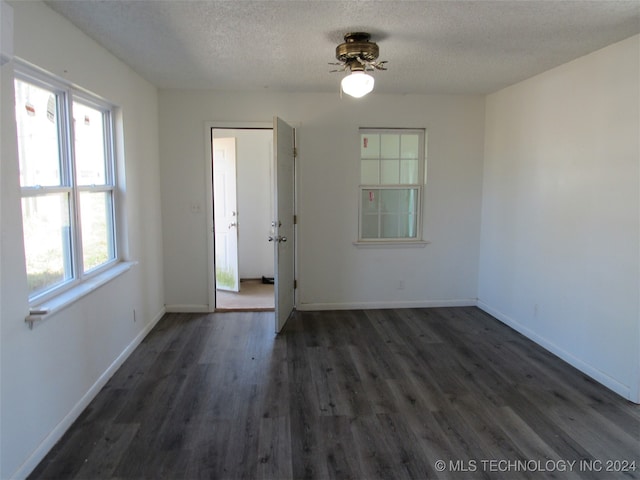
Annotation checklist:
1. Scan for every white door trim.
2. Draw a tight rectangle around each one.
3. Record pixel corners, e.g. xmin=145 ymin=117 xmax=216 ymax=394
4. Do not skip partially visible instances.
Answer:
xmin=204 ymin=122 xmax=272 ymax=311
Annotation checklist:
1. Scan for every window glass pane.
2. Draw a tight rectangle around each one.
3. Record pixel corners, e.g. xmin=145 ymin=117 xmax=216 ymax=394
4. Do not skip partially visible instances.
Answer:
xmin=15 ymin=68 xmax=120 ymax=301
xmin=408 ymin=188 xmax=419 ymax=214
xmin=380 ymin=189 xmax=418 ymax=214
xmin=408 ymin=214 xmax=417 ymax=237
xmin=359 ymin=128 xmax=424 ymax=242
xmin=381 ymin=159 xmax=400 ymax=184
xmin=361 ymin=133 xmax=380 ymax=159
xmin=399 ymin=214 xmax=417 ymax=237
xmin=361 ymin=189 xmax=380 ymax=238
xmin=21 ymin=193 xmax=73 ymax=295
xmin=401 ymin=134 xmax=420 ymax=159
xmin=400 ymin=159 xmax=419 ymax=184
xmin=380 ymin=134 xmax=400 ymax=159
xmin=14 ymin=79 xmax=62 ymax=187
xmin=361 ymin=159 xmax=380 ymax=184
xmin=360 ymin=186 xmax=419 ymax=238
xmin=80 ymin=191 xmax=115 ymax=272
xmin=380 ymin=189 xmax=405 ymax=213
xmin=381 ymin=214 xmax=418 ymax=238
xmin=73 ymin=102 xmax=106 ymax=185
xmin=361 ymin=215 xmax=379 ymax=238
xmin=361 ymin=189 xmax=379 ymax=214
xmin=381 ymin=214 xmax=400 ymax=238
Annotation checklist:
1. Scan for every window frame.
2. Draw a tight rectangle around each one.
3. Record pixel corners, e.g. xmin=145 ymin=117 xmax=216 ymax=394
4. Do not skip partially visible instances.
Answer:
xmin=14 ymin=66 xmax=120 ymax=306
xmin=72 ymin=94 xmax=118 ymax=274
xmin=357 ymin=127 xmax=427 ymax=244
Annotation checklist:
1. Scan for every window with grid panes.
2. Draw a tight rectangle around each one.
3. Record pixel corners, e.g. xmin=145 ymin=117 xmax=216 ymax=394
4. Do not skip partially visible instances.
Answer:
xmin=14 ymin=69 xmax=118 ymax=303
xmin=359 ymin=128 xmax=425 ymax=241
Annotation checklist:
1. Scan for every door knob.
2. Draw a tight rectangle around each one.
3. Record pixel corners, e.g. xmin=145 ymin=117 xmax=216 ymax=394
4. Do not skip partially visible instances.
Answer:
xmin=268 ymin=235 xmax=287 ymax=243
xmin=229 ymin=222 xmax=237 ymax=229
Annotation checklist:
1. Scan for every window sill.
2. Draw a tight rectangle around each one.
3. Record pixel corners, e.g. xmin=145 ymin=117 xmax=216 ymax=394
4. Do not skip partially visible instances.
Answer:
xmin=25 ymin=261 xmax=137 ymax=329
xmin=352 ymin=240 xmax=430 ymax=249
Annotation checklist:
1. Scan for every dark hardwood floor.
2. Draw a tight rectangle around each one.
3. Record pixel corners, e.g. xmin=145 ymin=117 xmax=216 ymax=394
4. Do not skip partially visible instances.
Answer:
xmin=29 ymin=307 xmax=639 ymax=479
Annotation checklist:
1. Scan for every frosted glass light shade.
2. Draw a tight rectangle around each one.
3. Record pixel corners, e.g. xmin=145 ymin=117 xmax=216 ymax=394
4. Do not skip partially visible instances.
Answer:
xmin=341 ymin=71 xmax=375 ymax=98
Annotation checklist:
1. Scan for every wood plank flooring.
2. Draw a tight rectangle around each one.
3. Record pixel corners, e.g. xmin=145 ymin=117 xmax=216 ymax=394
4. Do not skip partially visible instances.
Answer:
xmin=29 ymin=307 xmax=640 ymax=479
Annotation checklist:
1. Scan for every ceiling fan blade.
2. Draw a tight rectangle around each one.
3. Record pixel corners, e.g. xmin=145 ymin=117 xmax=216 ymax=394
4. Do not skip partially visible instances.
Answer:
xmin=329 ymin=62 xmax=349 ymax=73
xmin=330 ymin=32 xmax=389 ymax=82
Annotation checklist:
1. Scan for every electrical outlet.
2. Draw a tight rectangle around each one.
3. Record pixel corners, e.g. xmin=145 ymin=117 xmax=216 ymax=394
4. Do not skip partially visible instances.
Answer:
xmin=398 ymin=280 xmax=405 ymax=290
xmin=133 ymin=309 xmax=137 ymax=322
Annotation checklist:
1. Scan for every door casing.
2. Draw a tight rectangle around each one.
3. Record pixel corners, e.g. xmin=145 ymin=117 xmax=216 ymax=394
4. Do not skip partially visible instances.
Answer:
xmin=205 ymin=121 xmax=296 ymax=316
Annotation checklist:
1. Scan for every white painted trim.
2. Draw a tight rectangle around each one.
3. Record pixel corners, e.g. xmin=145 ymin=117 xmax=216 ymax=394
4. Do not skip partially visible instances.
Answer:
xmin=209 ymin=122 xmax=272 ymax=129
xmin=352 ymin=240 xmax=430 ymax=248
xmin=26 ymin=262 xmax=136 ymax=328
xmin=477 ymin=301 xmax=635 ymax=404
xmin=297 ymin=298 xmax=477 ymax=311
xmin=165 ymin=304 xmax=211 ymax=313
xmin=635 ymin=250 xmax=640 ymax=404
xmin=13 ymin=307 xmax=166 ymax=480
xmin=204 ymin=123 xmax=216 ymax=311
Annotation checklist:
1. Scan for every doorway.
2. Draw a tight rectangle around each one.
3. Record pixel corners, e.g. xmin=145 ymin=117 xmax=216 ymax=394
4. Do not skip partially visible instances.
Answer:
xmin=212 ymin=127 xmax=275 ymax=310
xmin=206 ymin=118 xmax=297 ymax=333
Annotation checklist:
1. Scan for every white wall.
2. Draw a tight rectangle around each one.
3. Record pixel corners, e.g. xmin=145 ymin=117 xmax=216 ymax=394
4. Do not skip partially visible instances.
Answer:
xmin=478 ymin=35 xmax=640 ymax=402
xmin=0 ymin=8 xmax=635 ymax=480
xmin=0 ymin=2 xmax=164 ymax=478
xmin=159 ymin=91 xmax=485 ymax=311
xmin=215 ymin=128 xmax=274 ymax=279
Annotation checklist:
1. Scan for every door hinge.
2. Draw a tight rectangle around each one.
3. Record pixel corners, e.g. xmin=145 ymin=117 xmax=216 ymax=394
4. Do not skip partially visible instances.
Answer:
xmin=294 ymin=280 xmax=298 ymax=289
xmin=293 ymin=146 xmax=298 ymax=157
xmin=293 ymin=215 xmax=297 ymax=225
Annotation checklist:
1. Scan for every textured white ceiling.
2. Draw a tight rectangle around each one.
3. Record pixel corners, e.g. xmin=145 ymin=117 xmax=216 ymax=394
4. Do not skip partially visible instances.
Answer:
xmin=45 ymin=0 xmax=640 ymax=94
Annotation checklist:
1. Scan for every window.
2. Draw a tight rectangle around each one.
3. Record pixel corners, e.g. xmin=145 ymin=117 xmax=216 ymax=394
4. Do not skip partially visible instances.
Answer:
xmin=14 ymin=69 xmax=117 ymax=303
xmin=358 ymin=128 xmax=426 ymax=242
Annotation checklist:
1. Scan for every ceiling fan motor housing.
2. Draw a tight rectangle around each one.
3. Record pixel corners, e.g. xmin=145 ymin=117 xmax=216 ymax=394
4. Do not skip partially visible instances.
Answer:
xmin=336 ymin=32 xmax=379 ymax=70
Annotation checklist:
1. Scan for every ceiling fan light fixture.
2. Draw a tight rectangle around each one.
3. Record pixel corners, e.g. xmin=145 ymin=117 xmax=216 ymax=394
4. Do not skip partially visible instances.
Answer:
xmin=341 ymin=71 xmax=375 ymax=98
xmin=330 ymin=32 xmax=387 ymax=98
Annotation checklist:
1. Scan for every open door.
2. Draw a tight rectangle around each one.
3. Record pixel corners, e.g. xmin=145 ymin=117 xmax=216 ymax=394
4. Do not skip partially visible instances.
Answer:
xmin=213 ymin=137 xmax=240 ymax=292
xmin=273 ymin=117 xmax=295 ymax=333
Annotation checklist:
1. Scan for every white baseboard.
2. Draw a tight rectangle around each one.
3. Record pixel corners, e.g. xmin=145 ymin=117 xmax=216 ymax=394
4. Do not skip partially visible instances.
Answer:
xmin=297 ymin=298 xmax=477 ymax=311
xmin=14 ymin=307 xmax=166 ymax=480
xmin=165 ymin=304 xmax=211 ymax=313
xmin=477 ymin=301 xmax=635 ymax=403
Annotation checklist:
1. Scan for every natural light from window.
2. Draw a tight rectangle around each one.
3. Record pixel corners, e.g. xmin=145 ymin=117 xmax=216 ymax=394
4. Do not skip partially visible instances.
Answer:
xmin=14 ymin=72 xmax=117 ymax=302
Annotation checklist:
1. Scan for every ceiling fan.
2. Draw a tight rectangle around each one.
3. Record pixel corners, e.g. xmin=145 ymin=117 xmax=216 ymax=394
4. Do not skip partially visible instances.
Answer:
xmin=330 ymin=32 xmax=387 ymax=98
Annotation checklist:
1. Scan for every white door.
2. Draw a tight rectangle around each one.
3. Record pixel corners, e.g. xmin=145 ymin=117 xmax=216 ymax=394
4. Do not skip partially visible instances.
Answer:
xmin=273 ymin=117 xmax=295 ymax=333
xmin=213 ymin=137 xmax=240 ymax=292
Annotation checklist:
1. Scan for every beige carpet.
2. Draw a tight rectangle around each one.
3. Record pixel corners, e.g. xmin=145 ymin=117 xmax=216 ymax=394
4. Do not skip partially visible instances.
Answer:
xmin=216 ymin=279 xmax=274 ymax=310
